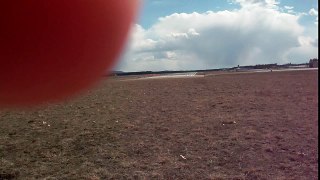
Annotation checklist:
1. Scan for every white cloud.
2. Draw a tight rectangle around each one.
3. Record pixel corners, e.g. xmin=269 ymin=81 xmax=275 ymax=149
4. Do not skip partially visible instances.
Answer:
xmin=284 ymin=6 xmax=294 ymax=10
xmin=287 ymin=9 xmax=294 ymax=14
xmin=298 ymin=36 xmax=318 ymax=47
xmin=309 ymin=8 xmax=318 ymax=16
xmin=308 ymin=8 xmax=319 ymax=25
xmin=284 ymin=36 xmax=318 ymax=62
xmin=231 ymin=0 xmax=280 ymax=9
xmin=116 ymin=2 xmax=318 ymax=71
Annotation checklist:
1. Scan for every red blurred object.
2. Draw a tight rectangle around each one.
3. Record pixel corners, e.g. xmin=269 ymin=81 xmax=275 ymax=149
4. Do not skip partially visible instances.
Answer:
xmin=0 ymin=0 xmax=139 ymax=108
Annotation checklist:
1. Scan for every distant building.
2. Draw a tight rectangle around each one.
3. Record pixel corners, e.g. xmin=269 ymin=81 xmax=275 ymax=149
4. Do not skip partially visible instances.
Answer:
xmin=309 ymin=59 xmax=318 ymax=68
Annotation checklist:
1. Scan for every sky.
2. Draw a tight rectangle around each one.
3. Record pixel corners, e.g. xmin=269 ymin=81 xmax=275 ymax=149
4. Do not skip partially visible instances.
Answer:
xmin=115 ymin=0 xmax=318 ymax=72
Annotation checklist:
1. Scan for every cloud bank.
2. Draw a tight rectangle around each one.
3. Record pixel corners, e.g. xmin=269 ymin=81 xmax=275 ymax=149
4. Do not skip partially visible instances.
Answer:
xmin=116 ymin=0 xmax=318 ymax=71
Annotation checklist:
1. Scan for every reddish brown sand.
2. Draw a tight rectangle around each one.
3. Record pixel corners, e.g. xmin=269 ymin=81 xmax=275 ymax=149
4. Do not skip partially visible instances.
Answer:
xmin=0 ymin=70 xmax=318 ymax=179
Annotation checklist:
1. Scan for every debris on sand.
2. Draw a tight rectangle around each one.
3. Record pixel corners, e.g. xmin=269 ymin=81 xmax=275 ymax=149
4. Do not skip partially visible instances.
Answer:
xmin=180 ymin=155 xmax=187 ymax=160
xmin=222 ymin=121 xmax=236 ymax=125
xmin=42 ymin=121 xmax=51 ymax=127
xmin=297 ymin=152 xmax=307 ymax=157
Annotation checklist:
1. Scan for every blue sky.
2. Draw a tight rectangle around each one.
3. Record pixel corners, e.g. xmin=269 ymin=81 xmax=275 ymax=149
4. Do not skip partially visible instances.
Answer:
xmin=116 ymin=0 xmax=318 ymax=71
xmin=139 ymin=0 xmax=318 ymax=28
xmin=139 ymin=0 xmax=238 ymax=28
